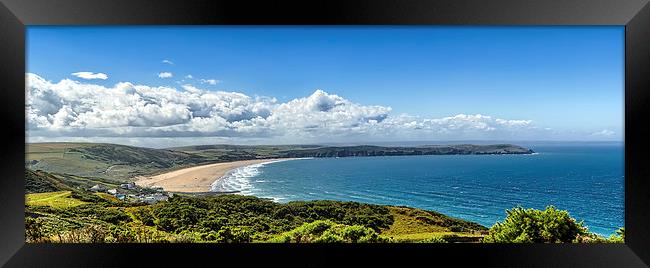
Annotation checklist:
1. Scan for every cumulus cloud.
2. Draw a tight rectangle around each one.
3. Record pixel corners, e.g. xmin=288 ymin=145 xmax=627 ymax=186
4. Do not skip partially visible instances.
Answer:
xmin=158 ymin=72 xmax=173 ymax=78
xmin=200 ymin=79 xmax=220 ymax=85
xmin=71 ymin=72 xmax=108 ymax=80
xmin=185 ymin=74 xmax=193 ymax=79
xmin=26 ymin=73 xmax=578 ymax=144
xmin=162 ymin=59 xmax=174 ymax=65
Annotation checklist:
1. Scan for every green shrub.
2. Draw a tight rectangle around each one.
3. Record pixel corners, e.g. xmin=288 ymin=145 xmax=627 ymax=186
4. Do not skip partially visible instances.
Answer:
xmin=449 ymin=225 xmax=464 ymax=232
xmin=271 ymin=220 xmax=390 ymax=243
xmin=132 ymin=207 xmax=156 ymax=226
xmin=25 ymin=217 xmax=48 ymax=243
xmin=419 ymin=236 xmax=448 ymax=243
xmin=214 ymin=226 xmax=252 ymax=243
xmin=198 ymin=215 xmax=229 ymax=231
xmin=576 ymin=227 xmax=625 ymax=244
xmin=609 ymin=227 xmax=625 ymax=243
xmin=107 ymin=225 xmax=136 ymax=243
xmin=483 ymin=206 xmax=588 ymax=243
xmin=315 ymin=231 xmax=344 ymax=243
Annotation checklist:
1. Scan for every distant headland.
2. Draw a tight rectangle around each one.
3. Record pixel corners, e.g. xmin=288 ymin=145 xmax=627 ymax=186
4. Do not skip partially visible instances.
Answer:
xmin=26 ymin=142 xmax=534 ymax=188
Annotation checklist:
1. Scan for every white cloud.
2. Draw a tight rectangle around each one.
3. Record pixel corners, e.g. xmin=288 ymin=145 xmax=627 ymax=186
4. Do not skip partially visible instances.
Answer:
xmin=181 ymin=84 xmax=202 ymax=94
xmin=185 ymin=75 xmax=193 ymax=79
xmin=71 ymin=72 xmax=108 ymax=80
xmin=162 ymin=59 xmax=174 ymax=65
xmin=200 ymin=79 xmax=221 ymax=85
xmin=591 ymin=129 xmax=615 ymax=137
xmin=27 ymin=72 xmax=614 ymax=144
xmin=158 ymin=72 xmax=173 ymax=78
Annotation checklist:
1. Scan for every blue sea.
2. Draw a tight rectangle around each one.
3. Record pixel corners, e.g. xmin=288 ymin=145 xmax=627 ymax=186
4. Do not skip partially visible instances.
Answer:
xmin=211 ymin=142 xmax=624 ymax=236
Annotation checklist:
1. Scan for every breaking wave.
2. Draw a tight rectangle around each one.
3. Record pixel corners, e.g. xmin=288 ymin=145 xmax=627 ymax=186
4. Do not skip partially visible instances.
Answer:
xmin=210 ymin=159 xmax=303 ymax=195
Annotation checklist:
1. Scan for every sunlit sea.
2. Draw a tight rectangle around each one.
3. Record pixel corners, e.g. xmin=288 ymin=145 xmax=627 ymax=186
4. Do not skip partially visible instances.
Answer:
xmin=211 ymin=142 xmax=624 ymax=236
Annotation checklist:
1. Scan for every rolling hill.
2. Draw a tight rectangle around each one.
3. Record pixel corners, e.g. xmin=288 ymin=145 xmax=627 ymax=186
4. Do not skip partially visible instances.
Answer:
xmin=26 ymin=143 xmax=210 ymax=182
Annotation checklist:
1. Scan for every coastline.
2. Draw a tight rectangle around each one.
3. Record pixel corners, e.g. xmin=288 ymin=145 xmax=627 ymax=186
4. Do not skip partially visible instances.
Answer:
xmin=134 ymin=158 xmax=300 ymax=193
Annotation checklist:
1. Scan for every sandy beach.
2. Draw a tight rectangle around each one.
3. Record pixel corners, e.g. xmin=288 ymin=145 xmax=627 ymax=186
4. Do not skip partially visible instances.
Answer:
xmin=135 ymin=158 xmax=293 ymax=193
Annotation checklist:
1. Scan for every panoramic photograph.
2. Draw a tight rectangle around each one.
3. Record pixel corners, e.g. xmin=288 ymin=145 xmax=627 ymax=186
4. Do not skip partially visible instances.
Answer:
xmin=25 ymin=26 xmax=624 ymax=243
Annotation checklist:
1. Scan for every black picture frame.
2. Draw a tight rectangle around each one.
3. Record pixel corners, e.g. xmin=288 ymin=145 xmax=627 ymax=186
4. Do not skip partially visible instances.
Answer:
xmin=1 ymin=0 xmax=649 ymax=267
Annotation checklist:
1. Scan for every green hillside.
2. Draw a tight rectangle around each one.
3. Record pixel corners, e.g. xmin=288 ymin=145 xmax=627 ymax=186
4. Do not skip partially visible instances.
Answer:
xmin=25 ymin=187 xmax=487 ymax=243
xmin=26 ymin=143 xmax=209 ymax=182
xmin=26 ymin=191 xmax=89 ymax=209
xmin=26 ymin=170 xmax=72 ymax=193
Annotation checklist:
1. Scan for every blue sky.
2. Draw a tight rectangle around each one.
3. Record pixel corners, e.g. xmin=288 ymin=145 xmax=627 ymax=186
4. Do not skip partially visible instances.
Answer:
xmin=26 ymin=26 xmax=624 ymax=146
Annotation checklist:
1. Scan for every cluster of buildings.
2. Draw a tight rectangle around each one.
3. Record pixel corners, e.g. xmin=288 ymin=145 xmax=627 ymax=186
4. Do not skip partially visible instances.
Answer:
xmin=88 ymin=182 xmax=173 ymax=204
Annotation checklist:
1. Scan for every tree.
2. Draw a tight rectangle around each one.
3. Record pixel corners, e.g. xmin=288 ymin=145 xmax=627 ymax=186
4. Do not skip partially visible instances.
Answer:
xmin=419 ymin=236 xmax=448 ymax=243
xmin=270 ymin=220 xmax=390 ymax=243
xmin=607 ymin=227 xmax=625 ymax=243
xmin=25 ymin=217 xmax=47 ymax=243
xmin=616 ymin=227 xmax=625 ymax=239
xmin=483 ymin=206 xmax=588 ymax=243
xmin=215 ymin=226 xmax=252 ymax=243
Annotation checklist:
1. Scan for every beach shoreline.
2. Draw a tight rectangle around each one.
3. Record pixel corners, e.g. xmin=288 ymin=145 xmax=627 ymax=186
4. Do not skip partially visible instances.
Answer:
xmin=134 ymin=158 xmax=300 ymax=193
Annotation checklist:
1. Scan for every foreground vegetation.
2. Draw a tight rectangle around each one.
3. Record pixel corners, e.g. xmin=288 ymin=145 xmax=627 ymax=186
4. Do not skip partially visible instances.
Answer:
xmin=25 ymin=187 xmax=623 ymax=243
xmin=484 ymin=206 xmax=624 ymax=243
xmin=25 ymin=189 xmax=487 ymax=243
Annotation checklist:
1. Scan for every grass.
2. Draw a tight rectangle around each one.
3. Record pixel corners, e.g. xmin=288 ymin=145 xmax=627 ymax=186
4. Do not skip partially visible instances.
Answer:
xmin=26 ymin=142 xmax=208 ymax=182
xmin=26 ymin=143 xmax=114 ymax=180
xmin=380 ymin=206 xmax=485 ymax=242
xmin=26 ymin=191 xmax=88 ymax=208
xmin=26 ymin=143 xmax=93 ymax=161
xmin=95 ymin=192 xmax=119 ymax=202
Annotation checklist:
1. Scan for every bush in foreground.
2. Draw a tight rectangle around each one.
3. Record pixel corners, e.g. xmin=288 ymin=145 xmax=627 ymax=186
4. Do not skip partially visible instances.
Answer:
xmin=419 ymin=236 xmax=448 ymax=243
xmin=483 ymin=206 xmax=588 ymax=243
xmin=269 ymin=220 xmax=390 ymax=243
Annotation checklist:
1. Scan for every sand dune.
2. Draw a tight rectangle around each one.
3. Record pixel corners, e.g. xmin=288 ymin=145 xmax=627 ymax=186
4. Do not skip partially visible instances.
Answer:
xmin=134 ymin=159 xmax=290 ymax=193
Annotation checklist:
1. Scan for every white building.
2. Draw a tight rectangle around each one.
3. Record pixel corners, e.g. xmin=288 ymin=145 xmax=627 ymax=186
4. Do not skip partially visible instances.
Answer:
xmin=120 ymin=182 xmax=136 ymax=190
xmin=89 ymin=184 xmax=106 ymax=192
xmin=143 ymin=193 xmax=169 ymax=204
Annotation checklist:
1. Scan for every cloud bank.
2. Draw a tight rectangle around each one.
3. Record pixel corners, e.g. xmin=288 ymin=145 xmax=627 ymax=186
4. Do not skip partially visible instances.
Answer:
xmin=26 ymin=73 xmax=615 ymax=145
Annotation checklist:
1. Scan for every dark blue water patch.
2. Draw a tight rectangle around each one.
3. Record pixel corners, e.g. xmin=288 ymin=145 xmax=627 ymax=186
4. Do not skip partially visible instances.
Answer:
xmin=217 ymin=144 xmax=624 ymax=236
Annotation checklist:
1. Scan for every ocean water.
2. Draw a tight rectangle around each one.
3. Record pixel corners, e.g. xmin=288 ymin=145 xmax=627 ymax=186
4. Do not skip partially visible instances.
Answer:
xmin=212 ymin=143 xmax=624 ymax=236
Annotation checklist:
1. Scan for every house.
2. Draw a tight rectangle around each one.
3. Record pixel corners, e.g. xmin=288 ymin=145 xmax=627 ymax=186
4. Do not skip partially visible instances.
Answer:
xmin=151 ymin=186 xmax=164 ymax=192
xmin=143 ymin=196 xmax=156 ymax=204
xmin=115 ymin=194 xmax=126 ymax=200
xmin=143 ymin=193 xmax=169 ymax=204
xmin=107 ymin=189 xmax=118 ymax=195
xmin=89 ymin=184 xmax=106 ymax=192
xmin=120 ymin=182 xmax=136 ymax=190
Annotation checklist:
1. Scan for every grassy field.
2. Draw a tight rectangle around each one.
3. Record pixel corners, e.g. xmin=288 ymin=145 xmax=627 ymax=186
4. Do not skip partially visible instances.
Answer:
xmin=26 ymin=143 xmax=208 ymax=182
xmin=381 ymin=206 xmax=486 ymax=242
xmin=26 ymin=191 xmax=88 ymax=208
xmin=94 ymin=192 xmax=119 ymax=202
xmin=27 ymin=143 xmax=119 ymax=180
